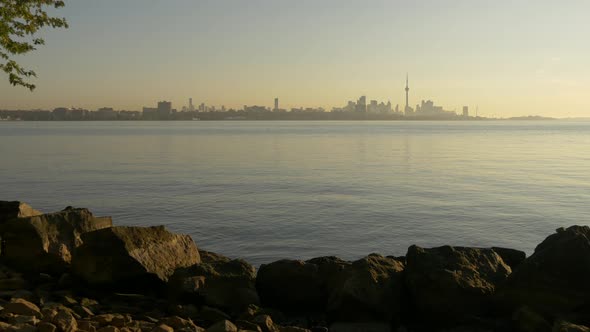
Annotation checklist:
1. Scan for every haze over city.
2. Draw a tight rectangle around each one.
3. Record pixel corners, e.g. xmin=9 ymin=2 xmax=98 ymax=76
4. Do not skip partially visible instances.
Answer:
xmin=1 ymin=0 xmax=589 ymax=118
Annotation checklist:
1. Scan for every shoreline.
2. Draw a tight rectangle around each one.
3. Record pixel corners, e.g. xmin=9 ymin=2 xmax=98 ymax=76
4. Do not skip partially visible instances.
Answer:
xmin=0 ymin=201 xmax=588 ymax=331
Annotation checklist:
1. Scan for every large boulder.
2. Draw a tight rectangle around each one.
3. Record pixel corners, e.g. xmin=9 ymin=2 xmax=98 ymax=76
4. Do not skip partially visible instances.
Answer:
xmin=491 ymin=247 xmax=526 ymax=270
xmin=168 ymin=250 xmax=259 ymax=312
xmin=327 ymin=254 xmax=405 ymax=322
xmin=405 ymin=245 xmax=512 ymax=327
xmin=498 ymin=226 xmax=590 ymax=320
xmin=0 ymin=201 xmax=42 ymax=223
xmin=256 ymin=256 xmax=349 ymax=313
xmin=72 ymin=225 xmax=200 ymax=288
xmin=0 ymin=207 xmax=112 ymax=273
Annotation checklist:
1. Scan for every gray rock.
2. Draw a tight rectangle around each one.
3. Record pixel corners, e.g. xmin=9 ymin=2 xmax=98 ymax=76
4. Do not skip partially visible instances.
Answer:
xmin=0 ymin=207 xmax=112 ymax=273
xmin=72 ymin=226 xmax=200 ymax=287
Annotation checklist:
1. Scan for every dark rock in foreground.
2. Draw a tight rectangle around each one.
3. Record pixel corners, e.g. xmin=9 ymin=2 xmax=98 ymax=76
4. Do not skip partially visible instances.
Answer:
xmin=405 ymin=245 xmax=512 ymax=327
xmin=0 ymin=207 xmax=112 ymax=273
xmin=256 ymin=254 xmax=405 ymax=323
xmin=498 ymin=226 xmax=590 ymax=321
xmin=0 ymin=200 xmax=589 ymax=332
xmin=168 ymin=250 xmax=259 ymax=313
xmin=326 ymin=254 xmax=405 ymax=323
xmin=72 ymin=225 xmax=200 ymax=287
xmin=0 ymin=201 xmax=42 ymax=222
xmin=256 ymin=256 xmax=350 ymax=313
xmin=491 ymin=247 xmax=526 ymax=269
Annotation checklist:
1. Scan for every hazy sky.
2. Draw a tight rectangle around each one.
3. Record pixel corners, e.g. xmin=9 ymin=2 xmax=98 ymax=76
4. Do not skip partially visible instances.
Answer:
xmin=1 ymin=0 xmax=589 ymax=117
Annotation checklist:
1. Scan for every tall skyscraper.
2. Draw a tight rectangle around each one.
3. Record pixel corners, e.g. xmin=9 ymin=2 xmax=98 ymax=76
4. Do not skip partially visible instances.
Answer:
xmin=189 ymin=98 xmax=194 ymax=112
xmin=274 ymin=98 xmax=279 ymax=111
xmin=356 ymin=96 xmax=367 ymax=112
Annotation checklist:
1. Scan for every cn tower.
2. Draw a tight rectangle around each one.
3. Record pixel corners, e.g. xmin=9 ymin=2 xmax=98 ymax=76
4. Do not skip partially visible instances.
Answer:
xmin=404 ymin=73 xmax=410 ymax=115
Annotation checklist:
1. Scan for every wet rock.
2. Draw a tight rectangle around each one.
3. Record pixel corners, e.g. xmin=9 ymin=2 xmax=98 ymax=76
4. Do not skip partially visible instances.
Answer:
xmin=498 ymin=226 xmax=590 ymax=318
xmin=327 ymin=254 xmax=405 ymax=322
xmin=72 ymin=226 xmax=200 ymax=288
xmin=405 ymin=245 xmax=511 ymax=326
xmin=0 ymin=207 xmax=112 ymax=273
xmin=3 ymin=298 xmax=42 ymax=318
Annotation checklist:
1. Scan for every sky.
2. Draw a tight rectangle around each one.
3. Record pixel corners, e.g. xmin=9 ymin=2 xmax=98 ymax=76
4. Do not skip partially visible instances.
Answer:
xmin=1 ymin=0 xmax=589 ymax=117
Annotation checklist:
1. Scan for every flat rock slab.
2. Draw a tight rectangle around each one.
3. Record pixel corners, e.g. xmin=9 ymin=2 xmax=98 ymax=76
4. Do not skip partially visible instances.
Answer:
xmin=72 ymin=225 xmax=200 ymax=287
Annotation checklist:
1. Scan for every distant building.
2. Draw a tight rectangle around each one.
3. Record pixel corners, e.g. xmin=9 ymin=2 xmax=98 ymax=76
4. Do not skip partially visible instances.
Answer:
xmin=244 ymin=105 xmax=268 ymax=112
xmin=274 ymin=98 xmax=279 ymax=112
xmin=95 ymin=107 xmax=118 ymax=120
xmin=188 ymin=98 xmax=195 ymax=112
xmin=356 ymin=96 xmax=367 ymax=112
xmin=462 ymin=106 xmax=469 ymax=117
xmin=157 ymin=101 xmax=172 ymax=118
xmin=414 ymin=99 xmax=456 ymax=117
xmin=52 ymin=107 xmax=69 ymax=120
xmin=142 ymin=107 xmax=157 ymax=120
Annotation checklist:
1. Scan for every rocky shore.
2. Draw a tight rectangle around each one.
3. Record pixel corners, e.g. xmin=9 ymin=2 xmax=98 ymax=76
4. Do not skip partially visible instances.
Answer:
xmin=0 ymin=201 xmax=588 ymax=332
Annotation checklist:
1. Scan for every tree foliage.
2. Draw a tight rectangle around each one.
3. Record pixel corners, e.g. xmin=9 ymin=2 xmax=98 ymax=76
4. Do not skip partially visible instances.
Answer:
xmin=0 ymin=0 xmax=67 ymax=91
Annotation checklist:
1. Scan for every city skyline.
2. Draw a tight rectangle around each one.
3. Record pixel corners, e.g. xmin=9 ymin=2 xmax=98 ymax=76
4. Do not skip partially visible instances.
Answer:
xmin=1 ymin=1 xmax=589 ymax=118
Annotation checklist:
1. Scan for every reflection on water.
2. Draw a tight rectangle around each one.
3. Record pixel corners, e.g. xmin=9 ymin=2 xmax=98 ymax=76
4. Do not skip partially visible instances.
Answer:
xmin=1 ymin=121 xmax=589 ymax=265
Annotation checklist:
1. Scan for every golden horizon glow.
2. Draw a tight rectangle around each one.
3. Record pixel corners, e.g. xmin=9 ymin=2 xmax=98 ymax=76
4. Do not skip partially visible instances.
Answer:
xmin=1 ymin=0 xmax=589 ymax=118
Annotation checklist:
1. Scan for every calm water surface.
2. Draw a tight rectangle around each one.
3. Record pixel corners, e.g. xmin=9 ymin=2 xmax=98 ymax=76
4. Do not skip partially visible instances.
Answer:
xmin=1 ymin=121 xmax=589 ymax=266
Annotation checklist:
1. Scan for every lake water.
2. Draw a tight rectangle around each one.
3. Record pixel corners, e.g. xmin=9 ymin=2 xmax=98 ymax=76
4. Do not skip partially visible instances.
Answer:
xmin=1 ymin=121 xmax=589 ymax=266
